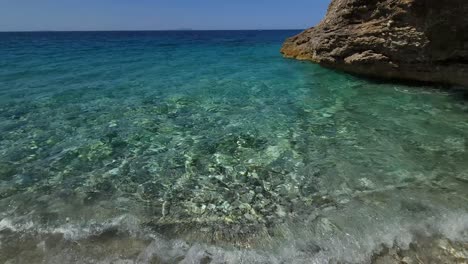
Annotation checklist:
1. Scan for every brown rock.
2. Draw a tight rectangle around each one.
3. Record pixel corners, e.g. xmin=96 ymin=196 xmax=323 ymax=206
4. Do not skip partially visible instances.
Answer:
xmin=281 ymin=0 xmax=468 ymax=87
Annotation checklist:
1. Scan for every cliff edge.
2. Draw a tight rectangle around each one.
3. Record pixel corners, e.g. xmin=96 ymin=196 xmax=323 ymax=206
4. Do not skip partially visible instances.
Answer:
xmin=281 ymin=0 xmax=468 ymax=87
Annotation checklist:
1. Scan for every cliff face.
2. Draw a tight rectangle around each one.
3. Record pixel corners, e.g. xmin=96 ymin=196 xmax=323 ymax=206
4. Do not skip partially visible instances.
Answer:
xmin=281 ymin=0 xmax=468 ymax=87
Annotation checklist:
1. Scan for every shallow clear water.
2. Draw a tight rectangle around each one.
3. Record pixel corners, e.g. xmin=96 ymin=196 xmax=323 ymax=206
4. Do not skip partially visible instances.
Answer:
xmin=0 ymin=31 xmax=467 ymax=263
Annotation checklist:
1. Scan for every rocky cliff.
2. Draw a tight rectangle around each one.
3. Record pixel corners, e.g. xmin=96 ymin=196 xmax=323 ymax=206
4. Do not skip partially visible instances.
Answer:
xmin=281 ymin=0 xmax=468 ymax=87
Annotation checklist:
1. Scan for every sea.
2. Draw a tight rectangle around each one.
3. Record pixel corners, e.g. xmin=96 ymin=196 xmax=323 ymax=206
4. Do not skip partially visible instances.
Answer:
xmin=0 ymin=30 xmax=467 ymax=263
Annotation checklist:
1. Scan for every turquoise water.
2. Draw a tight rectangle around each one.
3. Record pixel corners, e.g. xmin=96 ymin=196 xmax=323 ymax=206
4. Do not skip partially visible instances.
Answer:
xmin=0 ymin=31 xmax=468 ymax=263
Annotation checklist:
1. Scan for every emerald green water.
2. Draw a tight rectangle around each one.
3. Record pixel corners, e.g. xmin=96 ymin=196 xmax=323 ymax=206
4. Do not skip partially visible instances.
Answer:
xmin=0 ymin=31 xmax=467 ymax=263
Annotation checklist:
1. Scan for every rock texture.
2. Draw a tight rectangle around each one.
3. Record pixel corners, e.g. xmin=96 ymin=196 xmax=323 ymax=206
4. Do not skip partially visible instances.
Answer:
xmin=281 ymin=0 xmax=468 ymax=87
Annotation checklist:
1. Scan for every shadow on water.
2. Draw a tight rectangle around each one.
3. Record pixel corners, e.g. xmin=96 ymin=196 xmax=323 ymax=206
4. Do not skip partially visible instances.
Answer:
xmin=315 ymin=64 xmax=468 ymax=105
xmin=306 ymin=62 xmax=468 ymax=95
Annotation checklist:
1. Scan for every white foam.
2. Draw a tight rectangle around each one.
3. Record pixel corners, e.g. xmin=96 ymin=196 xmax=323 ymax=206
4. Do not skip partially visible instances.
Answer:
xmin=0 ymin=214 xmax=143 ymax=240
xmin=1 ymin=201 xmax=467 ymax=263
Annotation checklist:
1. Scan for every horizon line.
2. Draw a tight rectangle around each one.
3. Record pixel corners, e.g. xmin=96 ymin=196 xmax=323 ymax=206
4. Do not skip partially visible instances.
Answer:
xmin=0 ymin=28 xmax=305 ymax=33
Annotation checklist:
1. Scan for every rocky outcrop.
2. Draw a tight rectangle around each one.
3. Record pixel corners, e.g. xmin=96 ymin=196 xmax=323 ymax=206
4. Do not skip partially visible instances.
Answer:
xmin=281 ymin=0 xmax=468 ymax=87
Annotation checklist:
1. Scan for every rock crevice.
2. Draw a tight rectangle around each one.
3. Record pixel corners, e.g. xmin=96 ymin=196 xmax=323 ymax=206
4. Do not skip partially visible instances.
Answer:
xmin=281 ymin=0 xmax=468 ymax=87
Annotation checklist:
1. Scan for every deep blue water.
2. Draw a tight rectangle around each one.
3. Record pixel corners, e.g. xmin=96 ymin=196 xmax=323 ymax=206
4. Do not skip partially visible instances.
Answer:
xmin=0 ymin=31 xmax=468 ymax=263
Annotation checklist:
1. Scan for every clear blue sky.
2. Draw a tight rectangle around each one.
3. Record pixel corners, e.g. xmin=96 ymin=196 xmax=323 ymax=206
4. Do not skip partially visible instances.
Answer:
xmin=0 ymin=0 xmax=330 ymax=31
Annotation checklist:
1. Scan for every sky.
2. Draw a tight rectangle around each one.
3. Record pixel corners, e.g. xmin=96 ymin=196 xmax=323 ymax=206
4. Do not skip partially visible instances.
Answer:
xmin=0 ymin=0 xmax=330 ymax=31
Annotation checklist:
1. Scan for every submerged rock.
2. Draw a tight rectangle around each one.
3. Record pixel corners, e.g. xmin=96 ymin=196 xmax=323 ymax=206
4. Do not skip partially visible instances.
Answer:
xmin=0 ymin=162 xmax=16 ymax=180
xmin=281 ymin=0 xmax=468 ymax=87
